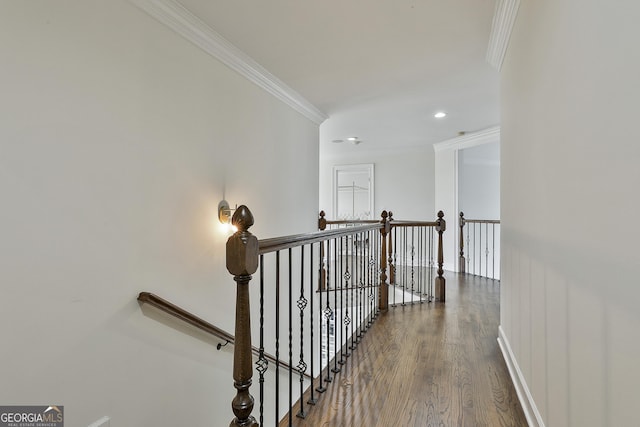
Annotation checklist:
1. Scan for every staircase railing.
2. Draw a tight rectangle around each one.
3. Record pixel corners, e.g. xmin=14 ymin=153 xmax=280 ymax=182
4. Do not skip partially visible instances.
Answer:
xmin=387 ymin=211 xmax=447 ymax=303
xmin=138 ymin=291 xmax=234 ymax=348
xmin=319 ymin=210 xmax=447 ymax=303
xmin=136 ymin=292 xmax=310 ymax=377
xmin=458 ymin=212 xmax=500 ymax=280
xmin=226 ymin=206 xmax=446 ymax=426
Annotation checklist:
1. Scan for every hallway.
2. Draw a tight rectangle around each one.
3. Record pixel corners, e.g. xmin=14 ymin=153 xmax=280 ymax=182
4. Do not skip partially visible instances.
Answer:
xmin=291 ymin=272 xmax=527 ymax=426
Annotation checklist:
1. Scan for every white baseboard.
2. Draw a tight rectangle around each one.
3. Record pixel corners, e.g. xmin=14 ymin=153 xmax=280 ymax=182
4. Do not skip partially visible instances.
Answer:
xmin=497 ymin=325 xmax=545 ymax=427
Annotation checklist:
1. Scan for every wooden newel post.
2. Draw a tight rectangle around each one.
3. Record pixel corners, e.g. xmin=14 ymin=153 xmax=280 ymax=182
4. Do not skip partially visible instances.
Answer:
xmin=459 ymin=212 xmax=466 ymax=274
xmin=387 ymin=211 xmax=395 ymax=286
xmin=435 ymin=210 xmax=446 ymax=302
xmin=226 ymin=205 xmax=259 ymax=427
xmin=379 ymin=210 xmax=390 ymax=312
xmin=318 ymin=210 xmax=327 ymax=231
xmin=318 ymin=211 xmax=327 ymax=290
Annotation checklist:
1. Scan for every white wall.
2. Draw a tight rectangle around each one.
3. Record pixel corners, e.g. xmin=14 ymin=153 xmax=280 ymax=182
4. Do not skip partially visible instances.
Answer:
xmin=458 ymin=142 xmax=500 ymax=219
xmin=458 ymin=142 xmax=500 ymax=278
xmin=319 ymin=145 xmax=435 ymax=221
xmin=0 ymin=2 xmax=318 ymax=426
xmin=501 ymin=1 xmax=640 ymax=426
xmin=433 ymin=147 xmax=457 ymax=271
xmin=434 ymin=127 xmax=500 ymax=272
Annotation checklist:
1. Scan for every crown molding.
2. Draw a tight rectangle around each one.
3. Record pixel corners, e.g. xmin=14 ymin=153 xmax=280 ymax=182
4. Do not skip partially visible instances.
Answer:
xmin=486 ymin=0 xmax=521 ymax=71
xmin=129 ymin=0 xmax=328 ymax=125
xmin=432 ymin=126 xmax=500 ymax=153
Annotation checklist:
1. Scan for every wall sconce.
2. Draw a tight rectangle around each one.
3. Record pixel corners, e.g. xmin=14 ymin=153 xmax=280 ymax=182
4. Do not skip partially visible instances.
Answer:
xmin=218 ymin=200 xmax=237 ymax=225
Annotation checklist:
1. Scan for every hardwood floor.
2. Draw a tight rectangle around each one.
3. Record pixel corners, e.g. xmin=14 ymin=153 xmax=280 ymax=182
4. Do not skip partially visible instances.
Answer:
xmin=288 ymin=272 xmax=527 ymax=427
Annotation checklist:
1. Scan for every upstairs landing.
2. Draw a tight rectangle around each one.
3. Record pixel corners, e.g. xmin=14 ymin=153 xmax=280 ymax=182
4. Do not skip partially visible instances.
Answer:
xmin=290 ymin=272 xmax=527 ymax=427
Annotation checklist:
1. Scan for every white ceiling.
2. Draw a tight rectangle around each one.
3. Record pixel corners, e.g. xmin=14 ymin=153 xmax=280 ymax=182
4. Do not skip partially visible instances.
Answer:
xmin=177 ymin=0 xmax=500 ymax=151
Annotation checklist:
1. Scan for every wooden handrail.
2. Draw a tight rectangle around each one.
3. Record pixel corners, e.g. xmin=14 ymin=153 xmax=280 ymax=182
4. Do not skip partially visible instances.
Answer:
xmin=259 ymin=223 xmax=382 ymax=254
xmin=138 ymin=292 xmax=234 ymax=345
xmin=322 ymin=219 xmax=380 ymax=225
xmin=317 ymin=211 xmax=439 ymax=228
xmin=318 ymin=210 xmax=379 ymax=230
xmin=137 ymin=291 xmax=310 ymax=379
xmin=388 ymin=220 xmax=439 ymax=227
xmin=463 ymin=219 xmax=500 ymax=224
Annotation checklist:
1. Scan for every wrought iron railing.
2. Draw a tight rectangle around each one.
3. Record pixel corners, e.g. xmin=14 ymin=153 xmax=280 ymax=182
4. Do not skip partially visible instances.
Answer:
xmin=458 ymin=212 xmax=500 ymax=280
xmin=227 ymin=206 xmax=445 ymax=426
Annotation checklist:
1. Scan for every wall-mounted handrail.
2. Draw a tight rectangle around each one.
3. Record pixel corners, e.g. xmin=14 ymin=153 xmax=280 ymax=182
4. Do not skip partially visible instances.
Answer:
xmin=138 ymin=292 xmax=234 ymax=345
xmin=136 ymin=292 xmax=310 ymax=379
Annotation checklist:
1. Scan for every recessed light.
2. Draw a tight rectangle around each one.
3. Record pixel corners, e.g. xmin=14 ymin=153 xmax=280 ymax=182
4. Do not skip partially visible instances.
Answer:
xmin=347 ymin=137 xmax=358 ymax=141
xmin=434 ymin=111 xmax=447 ymax=119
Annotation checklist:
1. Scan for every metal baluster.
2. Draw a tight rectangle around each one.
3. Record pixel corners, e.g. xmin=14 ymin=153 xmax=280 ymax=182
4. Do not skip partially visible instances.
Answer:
xmin=419 ymin=226 xmax=424 ymax=303
xmin=467 ymin=224 xmax=473 ymax=274
xmin=296 ymin=246 xmax=308 ymax=419
xmin=327 ymin=238 xmax=342 ymax=374
xmin=350 ymin=234 xmax=356 ymax=351
xmin=344 ymin=234 xmax=352 ymax=356
xmin=485 ymin=223 xmax=489 ymax=279
xmin=308 ymin=244 xmax=317 ymax=405
xmin=333 ymin=237 xmax=341 ymax=372
xmin=473 ymin=223 xmax=477 ymax=275
xmin=288 ymin=248 xmax=293 ymax=426
xmin=363 ymin=230 xmax=369 ymax=332
xmin=410 ymin=227 xmax=415 ymax=304
xmin=391 ymin=227 xmax=396 ymax=306
xmin=403 ymin=226 xmax=407 ymax=305
xmin=368 ymin=230 xmax=376 ymax=326
xmin=257 ymin=256 xmax=267 ymax=426
xmin=374 ymin=230 xmax=380 ymax=318
xmin=355 ymin=233 xmax=361 ymax=343
xmin=359 ymin=231 xmax=365 ymax=339
xmin=416 ymin=227 xmax=420 ymax=303
xmin=316 ymin=244 xmax=327 ymax=393
xmin=275 ymin=251 xmax=280 ymax=426
xmin=492 ymin=224 xmax=496 ymax=280
xmin=325 ymin=238 xmax=334 ymax=383
xmin=350 ymin=234 xmax=356 ymax=350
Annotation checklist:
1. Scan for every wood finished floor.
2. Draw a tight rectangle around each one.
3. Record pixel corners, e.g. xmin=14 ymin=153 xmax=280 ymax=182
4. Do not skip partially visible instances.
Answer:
xmin=286 ymin=272 xmax=527 ymax=427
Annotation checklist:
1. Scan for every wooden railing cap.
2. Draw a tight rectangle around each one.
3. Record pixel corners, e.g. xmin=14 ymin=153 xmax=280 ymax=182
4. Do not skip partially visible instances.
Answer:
xmin=318 ymin=210 xmax=327 ymax=230
xmin=436 ymin=211 xmax=446 ymax=232
xmin=232 ymin=205 xmax=254 ymax=232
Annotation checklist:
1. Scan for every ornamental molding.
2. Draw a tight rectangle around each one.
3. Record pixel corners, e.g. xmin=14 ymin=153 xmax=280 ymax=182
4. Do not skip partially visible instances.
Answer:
xmin=129 ymin=0 xmax=328 ymax=125
xmin=486 ymin=0 xmax=521 ymax=71
xmin=432 ymin=126 xmax=500 ymax=153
